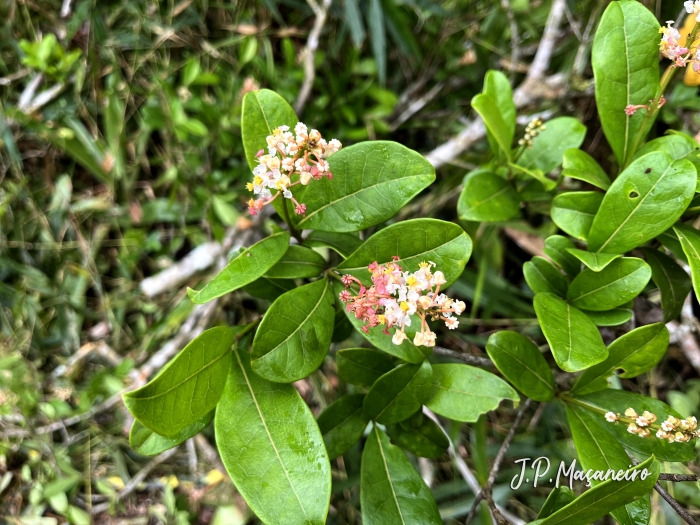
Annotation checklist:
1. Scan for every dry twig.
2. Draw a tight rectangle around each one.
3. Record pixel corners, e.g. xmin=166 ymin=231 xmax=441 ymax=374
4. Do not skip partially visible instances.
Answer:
xmin=294 ymin=0 xmax=332 ymax=114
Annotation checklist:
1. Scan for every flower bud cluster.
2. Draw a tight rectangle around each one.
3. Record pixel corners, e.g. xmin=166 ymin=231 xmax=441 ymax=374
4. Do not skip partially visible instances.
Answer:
xmin=518 ymin=118 xmax=546 ymax=148
xmin=604 ymin=407 xmax=699 ymax=443
xmin=247 ymin=123 xmax=342 ymax=216
xmin=338 ymin=259 xmax=465 ymax=348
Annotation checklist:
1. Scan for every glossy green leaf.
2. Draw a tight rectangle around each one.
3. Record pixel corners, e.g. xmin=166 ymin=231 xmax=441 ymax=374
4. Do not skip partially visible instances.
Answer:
xmin=457 ymin=171 xmax=520 ymax=222
xmin=317 ymin=393 xmax=368 ymax=460
xmin=587 ymin=153 xmax=695 ymax=254
xmin=643 ymin=248 xmax=692 ymax=321
xmin=533 ymin=455 xmax=658 ymax=525
xmin=566 ymin=248 xmax=620 ymax=272
xmin=295 ymin=141 xmax=435 ymax=232
xmin=573 ymin=323 xmax=669 ymax=395
xmin=472 ymin=93 xmax=512 ymax=161
xmin=544 ymin=235 xmax=581 ymax=277
xmin=633 ymin=133 xmax=700 ymax=185
xmin=188 ymin=231 xmax=290 ymax=304
xmin=264 ymin=245 xmax=326 ymax=279
xmin=242 ymin=89 xmax=298 ymax=171
xmin=561 ymin=149 xmax=611 ymax=190
xmin=361 ymin=425 xmax=442 ymax=525
xmin=523 ymin=256 xmax=568 ymax=297
xmin=386 ymin=412 xmax=449 ymax=459
xmin=583 ymin=308 xmax=633 ymax=327
xmin=567 ymin=257 xmax=651 ymax=311
xmin=336 ymin=348 xmax=394 ymax=388
xmin=592 ymin=1 xmax=660 ymax=166
xmin=130 ymin=412 xmax=213 ymax=456
xmin=123 ymin=326 xmax=235 ymax=437
xmin=251 ymin=279 xmax=334 ymax=383
xmin=216 ymin=347 xmax=331 ymax=525
xmin=337 ymin=219 xmax=472 ymax=288
xmin=519 ymin=117 xmax=586 ymax=174
xmin=334 ymin=283 xmax=428 ymax=364
xmin=566 ymin=405 xmax=650 ymax=525
xmin=509 ymin=161 xmax=557 ymax=191
xmin=673 ymin=224 xmax=700 ymax=304
xmin=305 ymin=231 xmax=363 ymax=257
xmin=483 ymin=70 xmax=515 ymax=159
xmin=243 ymin=276 xmax=296 ymax=301
xmin=425 ymin=364 xmax=518 ymax=422
xmin=536 ymin=487 xmax=576 ymax=519
xmin=332 ymin=300 xmax=354 ymax=343
xmin=551 ymin=192 xmax=603 ymax=240
xmin=485 ymin=331 xmax=556 ymax=402
xmin=578 ymin=389 xmax=696 ymax=462
xmin=363 ymin=361 xmax=432 ymax=424
xmin=534 ymin=293 xmax=607 ymax=372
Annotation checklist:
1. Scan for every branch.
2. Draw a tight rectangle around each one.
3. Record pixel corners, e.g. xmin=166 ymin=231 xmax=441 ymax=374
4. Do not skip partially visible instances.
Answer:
xmin=433 ymin=346 xmax=494 ymax=368
xmin=659 ymin=474 xmax=700 ymax=482
xmin=294 ymin=0 xmax=332 ymax=115
xmin=500 ymin=0 xmax=521 ymax=81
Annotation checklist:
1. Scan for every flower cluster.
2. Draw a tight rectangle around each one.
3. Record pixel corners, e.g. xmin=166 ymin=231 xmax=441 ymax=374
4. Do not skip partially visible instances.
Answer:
xmin=604 ymin=407 xmax=699 ymax=443
xmin=246 ymin=123 xmax=341 ymax=216
xmin=517 ymin=118 xmax=546 ymax=148
xmin=338 ymin=259 xmax=465 ymax=347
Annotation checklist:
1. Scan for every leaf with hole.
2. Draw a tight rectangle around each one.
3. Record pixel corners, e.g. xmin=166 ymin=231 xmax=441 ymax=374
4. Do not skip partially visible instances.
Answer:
xmin=360 ymin=425 xmax=442 ymax=525
xmin=551 ymin=192 xmax=603 ymax=240
xmin=123 ymin=326 xmax=234 ymax=437
xmin=251 ymin=279 xmax=335 ymax=383
xmin=216 ymin=346 xmax=331 ymax=525
xmin=534 ymin=293 xmax=607 ymax=372
xmin=188 ymin=230 xmax=290 ymax=304
xmin=457 ymin=170 xmax=520 ymax=222
xmin=587 ymin=153 xmax=695 ymax=254
xmin=317 ymin=393 xmax=368 ymax=460
xmin=486 ymin=331 xmax=556 ymax=402
xmin=363 ymin=361 xmax=432 ymax=424
xmin=566 ymin=257 xmax=651 ymax=311
xmin=425 ymin=364 xmax=518 ymax=422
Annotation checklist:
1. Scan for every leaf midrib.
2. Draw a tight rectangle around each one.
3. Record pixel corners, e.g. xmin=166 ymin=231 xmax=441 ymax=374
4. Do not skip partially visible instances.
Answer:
xmin=490 ymin=343 xmax=554 ymax=394
xmin=570 ymin=264 xmax=646 ymax=303
xmin=374 ymin=426 xmax=407 ymax=525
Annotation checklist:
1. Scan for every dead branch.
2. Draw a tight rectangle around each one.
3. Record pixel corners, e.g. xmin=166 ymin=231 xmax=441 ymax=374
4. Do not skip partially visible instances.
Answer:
xmin=294 ymin=0 xmax=332 ymax=115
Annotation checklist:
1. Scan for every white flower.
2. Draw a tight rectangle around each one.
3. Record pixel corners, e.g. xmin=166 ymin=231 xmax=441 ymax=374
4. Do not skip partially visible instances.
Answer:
xmin=445 ymin=317 xmax=459 ymax=330
xmin=432 ymin=271 xmax=447 ymax=286
xmin=300 ymin=172 xmax=312 ymax=185
xmin=453 ymin=300 xmax=466 ymax=315
xmin=392 ymin=330 xmax=407 ymax=345
xmin=605 ymin=412 xmax=618 ymax=423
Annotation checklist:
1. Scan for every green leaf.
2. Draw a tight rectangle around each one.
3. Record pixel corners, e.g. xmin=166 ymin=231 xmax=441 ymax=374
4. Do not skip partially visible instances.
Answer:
xmin=317 ymin=394 xmax=368 ymax=460
xmin=188 ymin=231 xmax=290 ymax=304
xmin=368 ymin=0 xmax=386 ymax=84
xmin=482 ymin=71 xmax=515 ymax=160
xmin=583 ymin=308 xmax=633 ymax=327
xmin=123 ymin=326 xmax=235 ymax=437
xmin=566 ymin=257 xmax=651 ymax=311
xmin=565 ymin=405 xmax=650 ymax=525
xmin=334 ymin=283 xmax=428 ymax=364
xmin=336 ymin=348 xmax=394 ymax=387
xmin=523 ymin=256 xmax=568 ymax=297
xmin=305 ymin=231 xmax=363 ymax=257
xmin=534 ymin=293 xmax=607 ymax=372
xmin=361 ymin=425 xmax=442 ymax=525
xmin=551 ymin=192 xmax=603 ymax=240
xmin=386 ymin=412 xmax=449 ymax=459
xmin=242 ymin=89 xmax=298 ymax=171
xmin=573 ymin=323 xmax=669 ymax=395
xmin=337 ymin=219 xmax=472 ymax=287
xmin=251 ymin=279 xmax=335 ymax=383
xmin=243 ymin=277 xmax=296 ymax=301
xmin=578 ymin=389 xmax=696 ymax=461
xmin=534 ymin=456 xmax=658 ymax=525
xmin=457 ymin=170 xmax=520 ymax=222
xmin=633 ymin=133 xmax=700 ymax=187
xmin=592 ymin=0 xmax=660 ymax=166
xmin=519 ymin=117 xmax=587 ymax=174
xmin=264 ymin=245 xmax=326 ymax=279
xmin=425 ymin=364 xmax=518 ymax=422
xmin=485 ymin=331 xmax=556 ymax=402
xmin=363 ymin=361 xmax=432 ymax=424
xmin=216 ymin=346 xmax=331 ymax=525
xmin=561 ymin=149 xmax=611 ymax=190
xmin=130 ymin=412 xmax=213 ymax=456
xmin=510 ymin=162 xmax=557 ymax=191
xmin=537 ymin=487 xmax=576 ymax=519
xmin=587 ymin=153 xmax=695 ymax=254
xmin=544 ymin=235 xmax=581 ymax=277
xmin=295 ymin=141 xmax=435 ymax=232
xmin=673 ymin=224 xmax=700 ymax=304
xmin=566 ymin=249 xmax=620 ymax=272
xmin=472 ymin=93 xmax=512 ymax=161
xmin=643 ymin=248 xmax=692 ymax=321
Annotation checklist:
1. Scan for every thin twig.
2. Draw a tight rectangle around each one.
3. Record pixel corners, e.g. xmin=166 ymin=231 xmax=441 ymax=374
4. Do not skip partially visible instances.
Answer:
xmin=433 ymin=346 xmax=494 ymax=368
xmin=294 ymin=0 xmax=332 ymax=114
xmin=465 ymin=399 xmax=533 ymax=524
xmin=500 ymin=0 xmax=520 ymax=81
xmin=659 ymin=474 xmax=700 ymax=482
